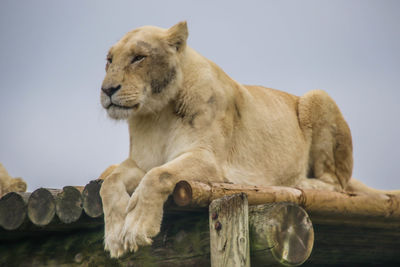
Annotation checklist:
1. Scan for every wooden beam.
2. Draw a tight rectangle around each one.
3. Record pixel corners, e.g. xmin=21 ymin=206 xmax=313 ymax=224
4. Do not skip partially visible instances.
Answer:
xmin=173 ymin=180 xmax=400 ymax=228
xmin=209 ymin=193 xmax=250 ymax=267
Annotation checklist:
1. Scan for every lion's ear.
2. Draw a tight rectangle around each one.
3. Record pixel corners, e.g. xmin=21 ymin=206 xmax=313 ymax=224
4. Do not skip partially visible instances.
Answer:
xmin=166 ymin=21 xmax=188 ymax=51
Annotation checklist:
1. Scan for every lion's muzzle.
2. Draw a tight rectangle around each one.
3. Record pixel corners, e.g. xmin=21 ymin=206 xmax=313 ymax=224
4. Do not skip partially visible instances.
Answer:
xmin=102 ymin=84 xmax=121 ymax=97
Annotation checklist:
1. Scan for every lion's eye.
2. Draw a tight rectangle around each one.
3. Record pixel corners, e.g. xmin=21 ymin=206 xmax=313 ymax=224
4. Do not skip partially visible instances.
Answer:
xmin=131 ymin=55 xmax=146 ymax=64
xmin=107 ymin=57 xmax=112 ymax=64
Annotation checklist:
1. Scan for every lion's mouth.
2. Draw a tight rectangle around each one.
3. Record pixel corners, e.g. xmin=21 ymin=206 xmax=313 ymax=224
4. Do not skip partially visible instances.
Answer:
xmin=107 ymin=103 xmax=140 ymax=110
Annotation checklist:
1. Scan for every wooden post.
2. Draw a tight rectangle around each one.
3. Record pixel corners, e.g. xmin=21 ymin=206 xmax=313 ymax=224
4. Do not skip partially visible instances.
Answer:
xmin=82 ymin=180 xmax=103 ymax=218
xmin=0 ymin=192 xmax=30 ymax=230
xmin=249 ymin=203 xmax=314 ymax=266
xmin=209 ymin=193 xmax=250 ymax=267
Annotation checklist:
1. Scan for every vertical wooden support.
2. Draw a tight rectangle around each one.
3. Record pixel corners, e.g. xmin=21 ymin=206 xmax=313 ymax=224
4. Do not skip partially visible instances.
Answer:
xmin=209 ymin=193 xmax=250 ymax=267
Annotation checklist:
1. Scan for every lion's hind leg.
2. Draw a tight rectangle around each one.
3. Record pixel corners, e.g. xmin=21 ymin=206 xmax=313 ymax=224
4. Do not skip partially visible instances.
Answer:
xmin=298 ymin=90 xmax=353 ymax=191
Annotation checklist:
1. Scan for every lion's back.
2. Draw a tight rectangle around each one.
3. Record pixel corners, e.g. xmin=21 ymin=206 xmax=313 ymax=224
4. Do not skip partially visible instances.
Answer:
xmin=244 ymin=85 xmax=299 ymax=111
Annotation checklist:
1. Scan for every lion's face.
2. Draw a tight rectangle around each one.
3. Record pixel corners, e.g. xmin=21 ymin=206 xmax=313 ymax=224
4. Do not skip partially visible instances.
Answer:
xmin=101 ymin=22 xmax=188 ymax=120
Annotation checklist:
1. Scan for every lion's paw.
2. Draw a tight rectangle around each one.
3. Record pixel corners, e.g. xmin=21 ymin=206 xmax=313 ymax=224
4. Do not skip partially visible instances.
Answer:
xmin=102 ymin=193 xmax=130 ymax=258
xmin=104 ymin=216 xmax=126 ymax=258
xmin=121 ymin=191 xmax=164 ymax=252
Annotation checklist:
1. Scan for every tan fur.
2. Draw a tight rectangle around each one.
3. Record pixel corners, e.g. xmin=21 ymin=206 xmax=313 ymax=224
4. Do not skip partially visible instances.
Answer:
xmin=98 ymin=164 xmax=118 ymax=180
xmin=0 ymin=163 xmax=27 ymax=197
xmin=99 ymin=21 xmax=354 ymax=257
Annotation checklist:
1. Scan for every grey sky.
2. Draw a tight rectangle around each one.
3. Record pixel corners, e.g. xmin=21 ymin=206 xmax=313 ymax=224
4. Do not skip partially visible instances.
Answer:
xmin=0 ymin=0 xmax=399 ymax=191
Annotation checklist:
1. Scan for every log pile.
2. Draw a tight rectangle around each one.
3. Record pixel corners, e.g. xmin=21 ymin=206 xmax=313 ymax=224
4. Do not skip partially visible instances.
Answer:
xmin=0 ymin=182 xmax=103 ymax=231
xmin=0 ymin=180 xmax=400 ymax=266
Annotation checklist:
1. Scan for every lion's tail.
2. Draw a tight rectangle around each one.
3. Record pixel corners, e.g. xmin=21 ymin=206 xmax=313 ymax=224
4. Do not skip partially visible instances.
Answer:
xmin=346 ymin=178 xmax=400 ymax=195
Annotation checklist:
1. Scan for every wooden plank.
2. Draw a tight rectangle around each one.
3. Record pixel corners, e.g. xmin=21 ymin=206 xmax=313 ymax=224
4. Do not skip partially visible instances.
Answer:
xmin=209 ymin=193 xmax=250 ymax=267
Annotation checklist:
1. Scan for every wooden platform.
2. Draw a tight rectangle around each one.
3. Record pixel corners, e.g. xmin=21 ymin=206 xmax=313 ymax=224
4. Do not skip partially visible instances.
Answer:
xmin=1 ymin=180 xmax=400 ymax=266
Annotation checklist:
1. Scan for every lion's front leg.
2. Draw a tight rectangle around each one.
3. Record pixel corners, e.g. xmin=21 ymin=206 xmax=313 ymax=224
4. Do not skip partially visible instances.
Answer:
xmin=121 ymin=150 xmax=222 ymax=252
xmin=100 ymin=158 xmax=145 ymax=258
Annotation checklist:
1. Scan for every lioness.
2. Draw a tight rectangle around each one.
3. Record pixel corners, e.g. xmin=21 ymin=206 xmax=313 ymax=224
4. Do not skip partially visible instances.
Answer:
xmin=99 ymin=21 xmax=355 ymax=257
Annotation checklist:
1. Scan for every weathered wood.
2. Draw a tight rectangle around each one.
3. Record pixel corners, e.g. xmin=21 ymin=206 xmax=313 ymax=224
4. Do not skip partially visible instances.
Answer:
xmin=209 ymin=193 xmax=250 ymax=267
xmin=1 ymin=186 xmax=85 ymax=229
xmin=0 ymin=192 xmax=30 ymax=230
xmin=249 ymin=203 xmax=314 ymax=266
xmin=305 ymin=224 xmax=400 ymax=266
xmin=173 ymin=181 xmax=301 ymax=208
xmin=2 ymin=180 xmax=400 ymax=265
xmin=27 ymin=188 xmax=58 ymax=226
xmin=173 ymin=180 xmax=400 ymax=228
xmin=55 ymin=186 xmax=83 ymax=223
xmin=0 ymin=211 xmax=211 ymax=266
xmin=1 ymin=209 xmax=400 ymax=266
xmin=82 ymin=180 xmax=103 ymax=218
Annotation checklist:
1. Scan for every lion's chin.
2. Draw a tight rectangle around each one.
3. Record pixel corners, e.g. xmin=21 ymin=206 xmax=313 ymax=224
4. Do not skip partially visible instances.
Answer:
xmin=106 ymin=105 xmax=134 ymax=120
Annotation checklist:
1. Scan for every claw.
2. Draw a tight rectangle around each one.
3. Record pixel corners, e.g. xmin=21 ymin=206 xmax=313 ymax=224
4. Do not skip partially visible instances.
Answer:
xmin=143 ymin=236 xmax=153 ymax=246
xmin=116 ymin=249 xmax=125 ymax=258
xmin=130 ymin=241 xmax=139 ymax=252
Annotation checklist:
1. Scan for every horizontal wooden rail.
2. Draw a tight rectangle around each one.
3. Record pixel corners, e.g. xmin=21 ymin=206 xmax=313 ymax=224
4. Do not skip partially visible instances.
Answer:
xmin=173 ymin=180 xmax=400 ymax=228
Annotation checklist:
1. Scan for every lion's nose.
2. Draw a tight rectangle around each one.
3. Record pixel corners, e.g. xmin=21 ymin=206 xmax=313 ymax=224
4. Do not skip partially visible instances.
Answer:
xmin=102 ymin=85 xmax=121 ymax=97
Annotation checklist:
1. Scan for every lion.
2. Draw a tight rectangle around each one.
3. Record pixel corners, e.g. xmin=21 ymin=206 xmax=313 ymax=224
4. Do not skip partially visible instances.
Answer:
xmin=0 ymin=163 xmax=27 ymax=197
xmin=99 ymin=21 xmax=393 ymax=258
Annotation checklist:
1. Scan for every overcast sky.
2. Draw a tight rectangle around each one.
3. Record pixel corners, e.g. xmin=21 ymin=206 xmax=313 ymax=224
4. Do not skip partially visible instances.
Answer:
xmin=0 ymin=0 xmax=399 ymax=191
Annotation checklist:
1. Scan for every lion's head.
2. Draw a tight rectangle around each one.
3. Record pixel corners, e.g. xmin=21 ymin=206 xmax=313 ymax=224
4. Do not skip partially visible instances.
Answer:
xmin=101 ymin=21 xmax=188 ymax=120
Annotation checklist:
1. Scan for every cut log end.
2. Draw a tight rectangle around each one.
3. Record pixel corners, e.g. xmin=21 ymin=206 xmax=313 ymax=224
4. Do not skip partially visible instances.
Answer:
xmin=250 ymin=203 xmax=314 ymax=266
xmin=173 ymin=181 xmax=193 ymax=207
xmin=28 ymin=188 xmax=56 ymax=226
xmin=82 ymin=180 xmax=103 ymax=218
xmin=173 ymin=180 xmax=212 ymax=207
xmin=0 ymin=192 xmax=28 ymax=230
xmin=55 ymin=186 xmax=83 ymax=224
